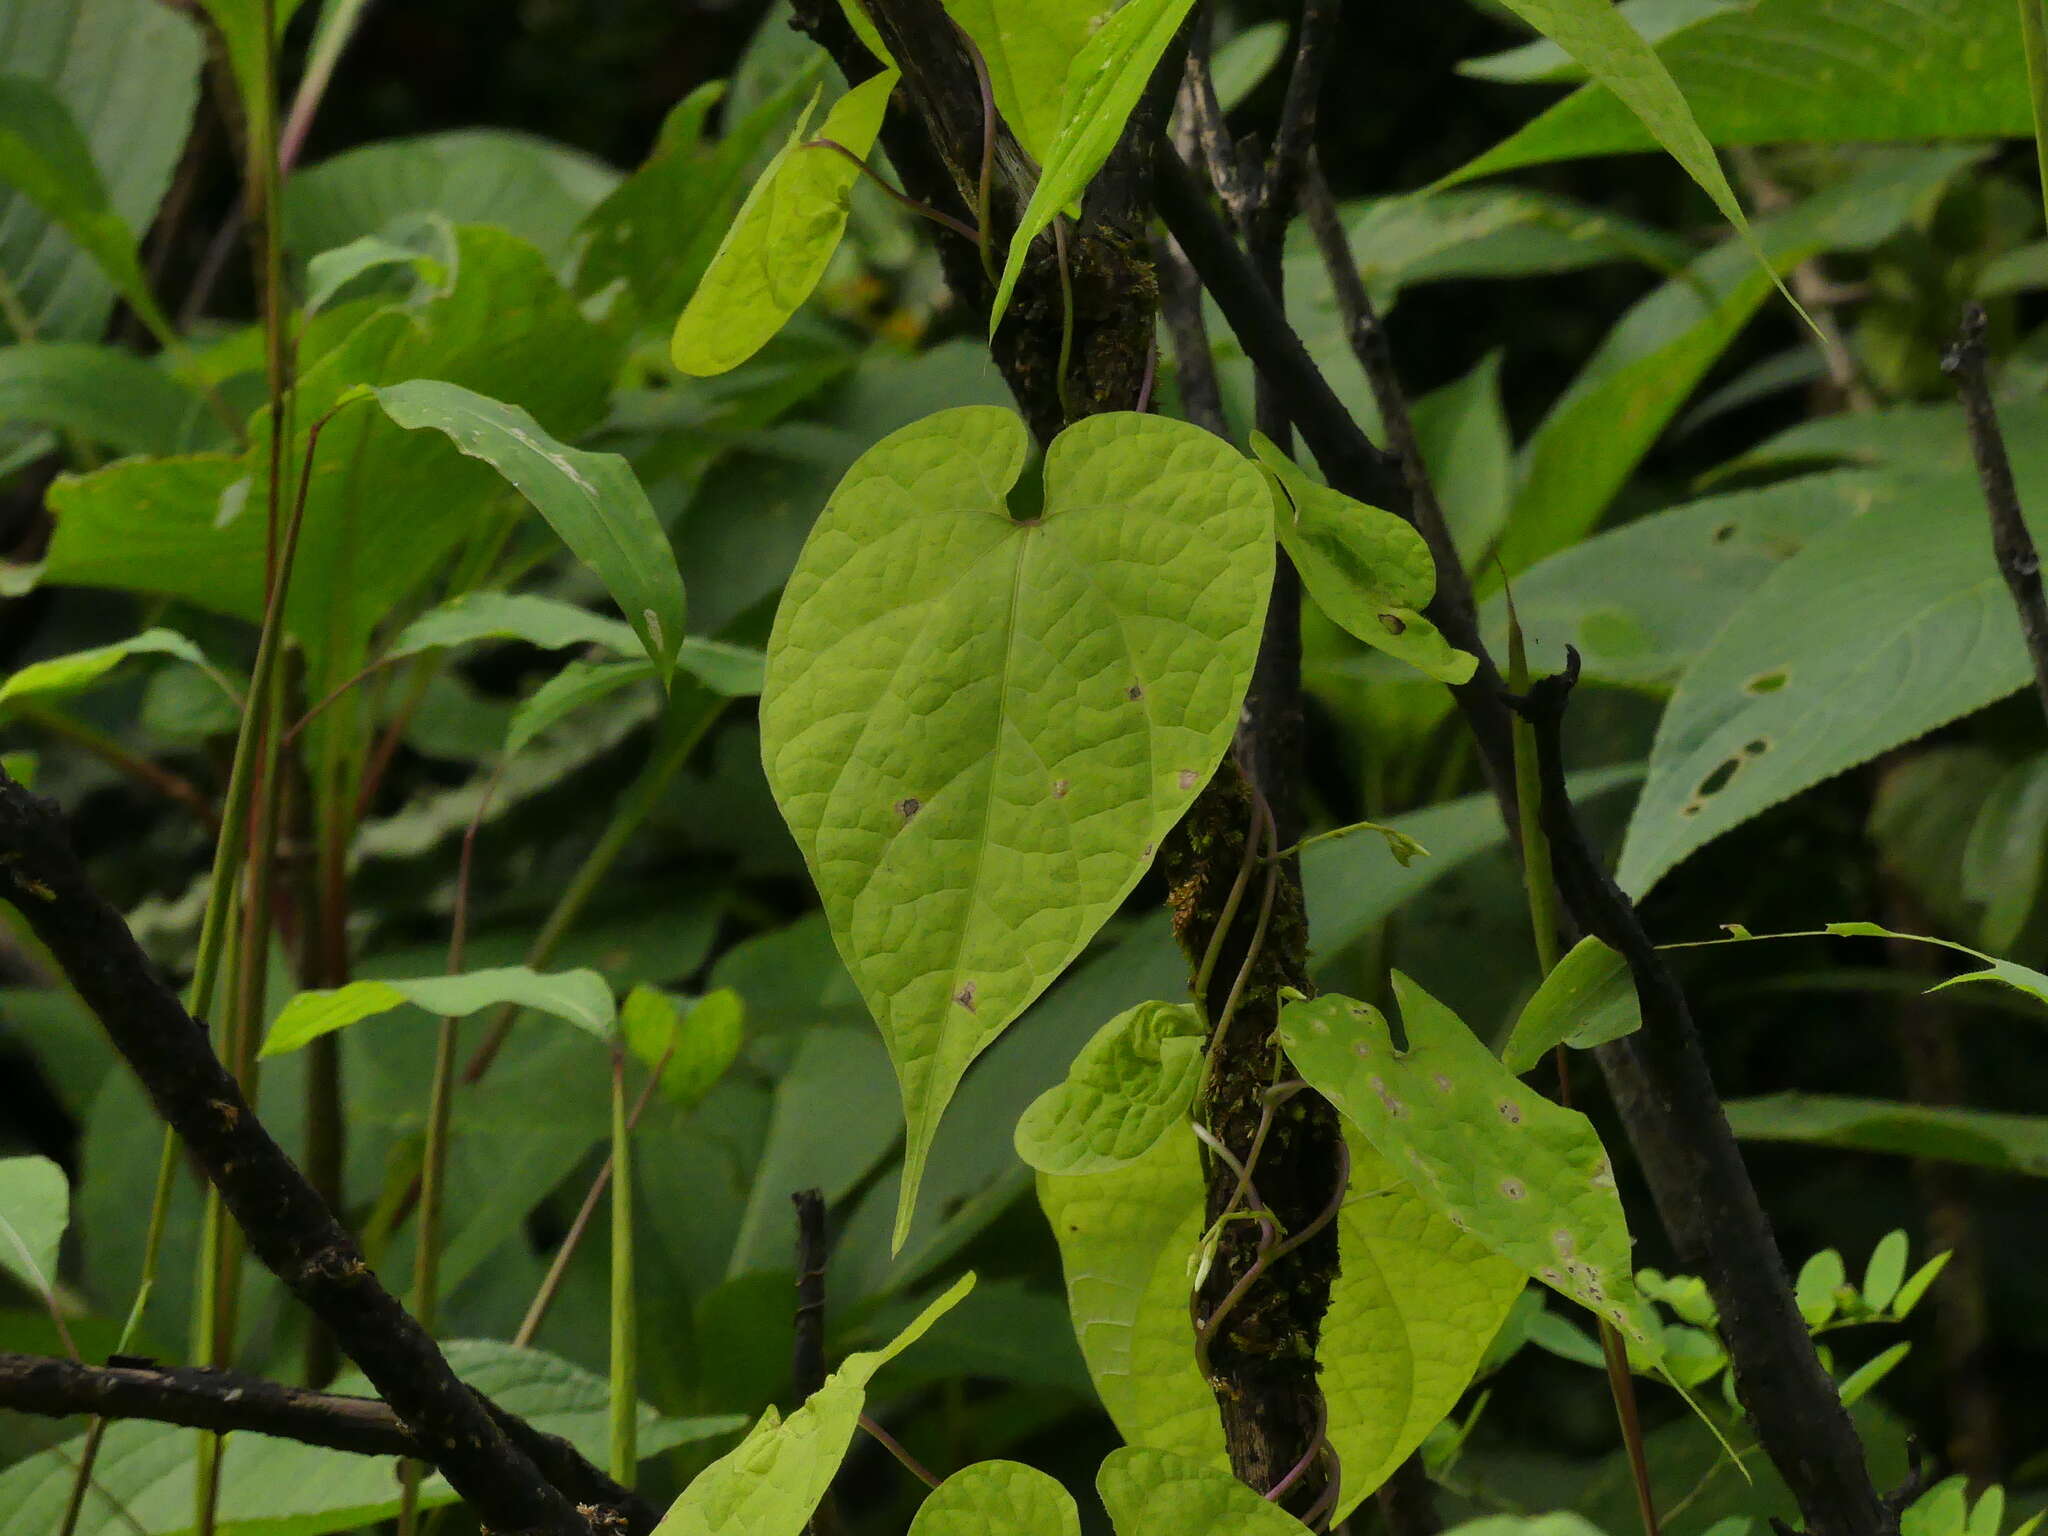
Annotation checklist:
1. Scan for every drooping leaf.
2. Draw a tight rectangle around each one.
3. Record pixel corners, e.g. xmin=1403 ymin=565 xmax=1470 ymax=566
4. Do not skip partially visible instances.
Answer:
xmin=1458 ymin=0 xmax=2031 ymax=179
xmin=0 ymin=343 xmax=223 ymax=456
xmin=1013 ymin=999 xmax=1205 ymax=1175
xmin=1279 ymin=977 xmax=1660 ymax=1354
xmin=372 ymin=379 xmax=688 ymax=683
xmin=1616 ymin=469 xmax=2048 ymax=895
xmin=988 ymin=0 xmax=1199 ymax=330
xmin=0 ymin=1154 xmax=66 ymax=1302
xmin=1251 ymin=433 xmax=1477 ymax=685
xmin=0 ymin=0 xmax=202 ymax=344
xmin=943 ymin=1 xmax=1107 ymax=163
xmin=652 ymin=1273 xmax=974 ymax=1536
xmin=1039 ymin=1124 xmax=1521 ymax=1521
xmin=762 ymin=406 xmax=1270 ymax=1247
xmin=261 ymin=966 xmax=616 ymax=1057
xmin=1461 ymin=0 xmax=1745 ymax=82
xmin=0 ymin=628 xmax=228 ymax=716
xmin=1501 ymin=936 xmax=1641 ymax=1075
xmin=907 ymin=1461 xmax=1082 ymax=1536
xmin=505 ymin=659 xmax=659 ymax=758
xmin=671 ymin=69 xmax=900 ymax=377
xmin=622 ymin=985 xmax=745 ymax=1107
xmin=387 ymin=591 xmax=641 ymax=661
xmin=1496 ymin=148 xmax=1978 ymax=574
xmin=0 ymin=1339 xmax=738 ymax=1536
xmin=1096 ymin=1447 xmax=1311 ymax=1536
xmin=1724 ymin=1094 xmax=2048 ymax=1177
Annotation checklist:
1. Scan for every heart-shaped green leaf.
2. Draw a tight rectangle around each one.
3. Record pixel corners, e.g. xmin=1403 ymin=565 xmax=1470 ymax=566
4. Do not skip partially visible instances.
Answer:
xmin=1280 ymin=975 xmax=1660 ymax=1355
xmin=1014 ymin=999 xmax=1205 ymax=1175
xmin=762 ymin=405 xmax=1270 ymax=1247
xmin=1251 ymin=434 xmax=1476 ymax=685
xmin=1097 ymin=1447 xmax=1310 ymax=1536
xmin=907 ymin=1460 xmax=1081 ymax=1536
xmin=261 ymin=966 xmax=615 ymax=1057
xmin=670 ymin=69 xmax=900 ymax=377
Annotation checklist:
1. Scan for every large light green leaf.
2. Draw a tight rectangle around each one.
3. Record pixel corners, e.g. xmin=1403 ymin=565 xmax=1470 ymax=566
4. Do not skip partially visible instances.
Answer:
xmin=1039 ymin=1123 xmax=1521 ymax=1520
xmin=763 ymin=406 xmax=1268 ymax=1247
xmin=260 ymin=965 xmax=615 ymax=1057
xmin=1013 ymin=999 xmax=1205 ymax=1175
xmin=0 ymin=342 xmax=223 ymax=456
xmin=988 ymin=0 xmax=1199 ymax=330
xmin=1280 ymin=976 xmax=1659 ymax=1354
xmin=908 ymin=1461 xmax=1081 ymax=1536
xmin=653 ymin=1273 xmax=973 ymax=1536
xmin=943 ymin=1 xmax=1108 ymax=163
xmin=0 ymin=628 xmax=227 ymax=716
xmin=1616 ymin=471 xmax=2042 ymax=895
xmin=0 ymin=1339 xmax=738 ymax=1536
xmin=1501 ymin=936 xmax=1641 ymax=1075
xmin=1496 ymin=148 xmax=1977 ymax=573
xmin=286 ymin=130 xmax=618 ymax=272
xmin=372 ymin=379 xmax=688 ymax=684
xmin=1096 ymin=1447 xmax=1310 ymax=1536
xmin=0 ymin=1154 xmax=65 ymax=1301
xmin=1725 ymin=1093 xmax=2048 ymax=1177
xmin=1458 ymin=0 xmax=2030 ymax=179
xmin=0 ymin=0 xmax=201 ymax=343
xmin=671 ymin=69 xmax=900 ymax=377
xmin=1252 ymin=433 xmax=1476 ymax=684
xmin=0 ymin=73 xmax=171 ymax=340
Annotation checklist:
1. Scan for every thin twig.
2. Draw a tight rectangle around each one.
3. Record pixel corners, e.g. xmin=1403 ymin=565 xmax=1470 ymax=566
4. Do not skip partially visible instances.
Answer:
xmin=804 ymin=139 xmax=983 ymax=245
xmin=1943 ymin=303 xmax=2048 ymax=726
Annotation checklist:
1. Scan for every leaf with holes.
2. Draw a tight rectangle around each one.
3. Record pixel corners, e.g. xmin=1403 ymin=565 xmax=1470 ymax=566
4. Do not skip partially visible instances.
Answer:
xmin=261 ymin=966 xmax=615 ymax=1057
xmin=372 ymin=381 xmax=687 ymax=684
xmin=1039 ymin=1123 xmax=1521 ymax=1521
xmin=907 ymin=1461 xmax=1081 ymax=1536
xmin=1617 ymin=473 xmax=2043 ymax=895
xmin=0 ymin=1156 xmax=66 ymax=1304
xmin=1250 ymin=434 xmax=1476 ymax=685
xmin=1279 ymin=976 xmax=1660 ymax=1355
xmin=653 ymin=1273 xmax=973 ymax=1536
xmin=1097 ymin=1447 xmax=1311 ymax=1536
xmin=988 ymin=0 xmax=1200 ymax=331
xmin=1500 ymin=936 xmax=1641 ymax=1075
xmin=762 ymin=405 xmax=1269 ymax=1247
xmin=1014 ymin=999 xmax=1205 ymax=1175
xmin=670 ymin=69 xmax=899 ymax=377
xmin=944 ymin=1 xmax=1110 ymax=164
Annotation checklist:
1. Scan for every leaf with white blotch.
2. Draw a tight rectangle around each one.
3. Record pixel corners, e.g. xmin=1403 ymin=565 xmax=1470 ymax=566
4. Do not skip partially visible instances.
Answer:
xmin=1279 ymin=975 xmax=1660 ymax=1355
xmin=0 ymin=1339 xmax=738 ymax=1536
xmin=907 ymin=1461 xmax=1081 ymax=1536
xmin=1097 ymin=1447 xmax=1311 ymax=1536
xmin=1014 ymin=1000 xmax=1205 ymax=1175
xmin=0 ymin=629 xmax=232 ymax=717
xmin=1501 ymin=936 xmax=1642 ymax=1075
xmin=943 ymin=1 xmax=1108 ymax=163
xmin=653 ymin=1273 xmax=973 ymax=1536
xmin=1617 ymin=478 xmax=2048 ymax=896
xmin=762 ymin=406 xmax=1269 ymax=1248
xmin=1039 ymin=1124 xmax=1521 ymax=1520
xmin=989 ymin=0 xmax=1199 ymax=331
xmin=1251 ymin=433 xmax=1476 ymax=685
xmin=261 ymin=966 xmax=615 ymax=1057
xmin=0 ymin=1155 xmax=66 ymax=1303
xmin=671 ymin=69 xmax=900 ymax=377
xmin=372 ymin=380 xmax=687 ymax=685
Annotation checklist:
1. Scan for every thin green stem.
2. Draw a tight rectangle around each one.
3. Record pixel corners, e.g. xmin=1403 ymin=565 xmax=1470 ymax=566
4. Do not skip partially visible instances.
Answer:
xmin=804 ymin=139 xmax=983 ymax=245
xmin=2021 ymin=0 xmax=2048 ymax=225
xmin=609 ymin=1050 xmax=638 ymax=1486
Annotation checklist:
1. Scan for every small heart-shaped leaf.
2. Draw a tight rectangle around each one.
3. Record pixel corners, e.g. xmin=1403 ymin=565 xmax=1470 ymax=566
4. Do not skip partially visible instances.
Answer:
xmin=1014 ymin=999 xmax=1205 ymax=1175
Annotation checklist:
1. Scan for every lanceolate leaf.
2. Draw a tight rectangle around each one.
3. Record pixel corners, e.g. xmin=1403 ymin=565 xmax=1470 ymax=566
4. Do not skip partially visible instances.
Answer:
xmin=1501 ymin=936 xmax=1642 ymax=1075
xmin=1724 ymin=1093 xmax=2048 ymax=1177
xmin=0 ymin=1155 xmax=66 ymax=1302
xmin=1096 ymin=1447 xmax=1311 ymax=1536
xmin=1251 ymin=433 xmax=1477 ymax=684
xmin=1013 ymin=999 xmax=1205 ymax=1175
xmin=907 ymin=1461 xmax=1081 ymax=1536
xmin=653 ymin=1273 xmax=973 ymax=1536
xmin=762 ymin=406 xmax=1270 ymax=1247
xmin=506 ymin=659 xmax=658 ymax=757
xmin=1280 ymin=976 xmax=1660 ymax=1354
xmin=988 ymin=0 xmax=1200 ymax=331
xmin=372 ymin=380 xmax=688 ymax=684
xmin=387 ymin=591 xmax=640 ymax=661
xmin=943 ymin=0 xmax=1108 ymax=163
xmin=261 ymin=966 xmax=615 ymax=1057
xmin=0 ymin=629 xmax=229 ymax=716
xmin=0 ymin=343 xmax=223 ymax=456
xmin=670 ymin=69 xmax=900 ymax=377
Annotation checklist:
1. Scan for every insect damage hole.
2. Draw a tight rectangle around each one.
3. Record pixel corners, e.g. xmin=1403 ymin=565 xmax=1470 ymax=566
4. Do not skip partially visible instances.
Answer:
xmin=894 ymin=796 xmax=921 ymax=823
xmin=1744 ymin=668 xmax=1789 ymax=695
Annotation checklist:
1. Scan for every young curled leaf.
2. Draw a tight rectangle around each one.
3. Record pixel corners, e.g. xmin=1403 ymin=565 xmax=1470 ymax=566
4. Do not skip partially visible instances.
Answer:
xmin=1014 ymin=999 xmax=1205 ymax=1175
